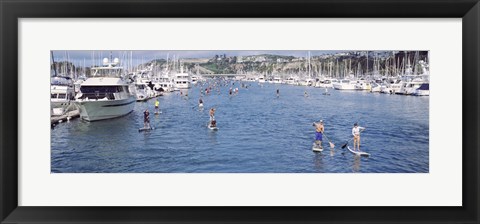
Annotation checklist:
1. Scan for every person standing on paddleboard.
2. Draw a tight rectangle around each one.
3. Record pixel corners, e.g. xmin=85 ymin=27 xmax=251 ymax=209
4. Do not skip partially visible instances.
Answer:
xmin=352 ymin=123 xmax=366 ymax=151
xmin=209 ymin=107 xmax=216 ymax=126
xmin=154 ymin=98 xmax=160 ymax=114
xmin=314 ymin=120 xmax=324 ymax=149
xmin=143 ymin=109 xmax=150 ymax=129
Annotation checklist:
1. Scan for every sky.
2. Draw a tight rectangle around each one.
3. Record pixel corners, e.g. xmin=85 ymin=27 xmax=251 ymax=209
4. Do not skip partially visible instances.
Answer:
xmin=51 ymin=50 xmax=343 ymax=67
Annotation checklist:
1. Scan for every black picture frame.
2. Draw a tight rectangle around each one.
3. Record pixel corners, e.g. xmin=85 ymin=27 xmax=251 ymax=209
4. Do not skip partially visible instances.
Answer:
xmin=1 ymin=0 xmax=479 ymax=223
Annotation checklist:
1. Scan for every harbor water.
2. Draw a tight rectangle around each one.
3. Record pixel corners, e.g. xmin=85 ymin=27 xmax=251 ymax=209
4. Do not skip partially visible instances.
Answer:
xmin=51 ymin=82 xmax=429 ymax=173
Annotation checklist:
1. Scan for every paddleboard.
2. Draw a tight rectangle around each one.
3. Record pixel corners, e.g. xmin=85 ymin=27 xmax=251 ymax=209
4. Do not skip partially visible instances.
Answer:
xmin=347 ymin=146 xmax=370 ymax=157
xmin=154 ymin=111 xmax=162 ymax=115
xmin=138 ymin=127 xmax=154 ymax=132
xmin=312 ymin=143 xmax=324 ymax=152
xmin=208 ymin=125 xmax=218 ymax=131
xmin=322 ymin=93 xmax=331 ymax=95
xmin=199 ymin=103 xmax=204 ymax=107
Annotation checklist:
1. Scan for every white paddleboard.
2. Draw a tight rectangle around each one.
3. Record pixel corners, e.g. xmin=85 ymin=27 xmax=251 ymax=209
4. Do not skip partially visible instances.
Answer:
xmin=347 ymin=146 xmax=370 ymax=157
xmin=208 ymin=125 xmax=218 ymax=131
xmin=312 ymin=143 xmax=324 ymax=152
xmin=138 ymin=127 xmax=154 ymax=132
xmin=199 ymin=103 xmax=204 ymax=107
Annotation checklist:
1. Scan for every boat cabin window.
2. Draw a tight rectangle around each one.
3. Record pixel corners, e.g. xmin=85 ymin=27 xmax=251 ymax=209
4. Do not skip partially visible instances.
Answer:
xmin=79 ymin=86 xmax=125 ymax=100
xmin=91 ymin=68 xmax=124 ymax=77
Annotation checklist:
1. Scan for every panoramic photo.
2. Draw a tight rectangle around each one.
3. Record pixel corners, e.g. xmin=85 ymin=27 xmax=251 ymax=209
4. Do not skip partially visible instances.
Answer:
xmin=50 ymin=50 xmax=429 ymax=173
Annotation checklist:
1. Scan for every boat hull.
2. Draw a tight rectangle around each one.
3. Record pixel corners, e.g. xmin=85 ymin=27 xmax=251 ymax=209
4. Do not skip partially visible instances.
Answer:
xmin=77 ymin=97 xmax=135 ymax=121
xmin=333 ymin=83 xmax=355 ymax=90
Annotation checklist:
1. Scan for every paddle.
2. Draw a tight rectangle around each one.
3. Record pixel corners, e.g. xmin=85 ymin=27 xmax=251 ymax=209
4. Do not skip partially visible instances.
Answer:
xmin=323 ymin=133 xmax=335 ymax=148
xmin=341 ymin=137 xmax=355 ymax=149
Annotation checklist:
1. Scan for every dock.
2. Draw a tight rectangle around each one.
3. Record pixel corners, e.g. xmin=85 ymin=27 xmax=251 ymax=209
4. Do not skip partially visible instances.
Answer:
xmin=51 ymin=109 xmax=80 ymax=126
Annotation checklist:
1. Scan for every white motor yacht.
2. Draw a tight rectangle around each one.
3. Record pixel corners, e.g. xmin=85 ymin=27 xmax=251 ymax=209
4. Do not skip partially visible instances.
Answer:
xmin=75 ymin=58 xmax=135 ymax=121
xmin=272 ymin=77 xmax=282 ymax=84
xmin=333 ymin=79 xmax=356 ymax=90
xmin=354 ymin=80 xmax=372 ymax=91
xmin=174 ymin=67 xmax=191 ymax=89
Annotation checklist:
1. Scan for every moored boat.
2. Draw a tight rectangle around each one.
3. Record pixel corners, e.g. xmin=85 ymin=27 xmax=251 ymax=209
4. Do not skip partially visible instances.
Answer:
xmin=75 ymin=57 xmax=135 ymax=121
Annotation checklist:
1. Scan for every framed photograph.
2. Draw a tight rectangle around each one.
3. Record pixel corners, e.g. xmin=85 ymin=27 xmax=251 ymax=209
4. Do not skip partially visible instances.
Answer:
xmin=1 ymin=0 xmax=479 ymax=223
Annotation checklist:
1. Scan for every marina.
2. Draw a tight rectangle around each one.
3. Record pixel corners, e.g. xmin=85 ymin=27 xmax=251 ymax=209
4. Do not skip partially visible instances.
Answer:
xmin=51 ymin=50 xmax=429 ymax=173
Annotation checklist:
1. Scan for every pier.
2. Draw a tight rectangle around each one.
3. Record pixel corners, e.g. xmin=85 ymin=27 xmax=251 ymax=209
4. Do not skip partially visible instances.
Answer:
xmin=51 ymin=109 xmax=80 ymax=126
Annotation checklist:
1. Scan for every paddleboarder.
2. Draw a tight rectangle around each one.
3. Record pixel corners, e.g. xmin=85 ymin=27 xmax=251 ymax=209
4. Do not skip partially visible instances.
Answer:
xmin=143 ymin=109 xmax=150 ymax=129
xmin=154 ymin=98 xmax=160 ymax=114
xmin=352 ymin=123 xmax=366 ymax=151
xmin=313 ymin=120 xmax=324 ymax=149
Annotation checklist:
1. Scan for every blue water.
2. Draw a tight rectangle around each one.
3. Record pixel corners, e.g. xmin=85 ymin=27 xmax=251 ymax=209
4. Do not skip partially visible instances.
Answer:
xmin=51 ymin=81 xmax=429 ymax=173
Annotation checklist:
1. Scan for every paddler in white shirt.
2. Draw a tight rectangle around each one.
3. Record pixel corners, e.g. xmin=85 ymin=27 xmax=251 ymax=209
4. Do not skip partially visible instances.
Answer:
xmin=352 ymin=123 xmax=366 ymax=151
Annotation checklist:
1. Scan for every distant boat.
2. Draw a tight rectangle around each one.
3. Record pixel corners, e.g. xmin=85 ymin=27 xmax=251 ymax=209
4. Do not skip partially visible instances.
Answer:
xmin=174 ymin=66 xmax=191 ymax=89
xmin=413 ymin=83 xmax=429 ymax=96
xmin=316 ymin=78 xmax=337 ymax=88
xmin=75 ymin=57 xmax=135 ymax=121
xmin=354 ymin=80 xmax=372 ymax=91
xmin=272 ymin=76 xmax=282 ymax=84
xmin=333 ymin=79 xmax=356 ymax=90
xmin=51 ymin=76 xmax=75 ymax=116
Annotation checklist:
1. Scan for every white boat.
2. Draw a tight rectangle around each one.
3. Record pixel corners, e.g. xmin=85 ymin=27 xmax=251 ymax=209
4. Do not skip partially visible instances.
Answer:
xmin=272 ymin=77 xmax=282 ymax=84
xmin=174 ymin=67 xmax=191 ymax=89
xmin=51 ymin=76 xmax=75 ymax=116
xmin=354 ymin=80 xmax=371 ymax=91
xmin=154 ymin=75 xmax=175 ymax=92
xmin=133 ymin=82 xmax=150 ymax=101
xmin=316 ymin=78 xmax=337 ymax=88
xmin=370 ymin=82 xmax=382 ymax=93
xmin=397 ymin=79 xmax=424 ymax=95
xmin=333 ymin=79 xmax=356 ymax=90
xmin=381 ymin=79 xmax=402 ymax=94
xmin=304 ymin=78 xmax=315 ymax=86
xmin=191 ymin=75 xmax=199 ymax=84
xmin=285 ymin=76 xmax=296 ymax=85
xmin=75 ymin=57 xmax=135 ymax=121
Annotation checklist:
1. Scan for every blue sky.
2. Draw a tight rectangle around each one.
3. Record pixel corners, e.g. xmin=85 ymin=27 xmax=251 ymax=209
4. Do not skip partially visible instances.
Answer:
xmin=51 ymin=50 xmax=344 ymax=67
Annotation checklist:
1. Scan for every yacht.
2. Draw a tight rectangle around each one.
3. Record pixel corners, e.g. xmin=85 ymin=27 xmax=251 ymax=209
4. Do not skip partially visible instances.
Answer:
xmin=333 ymin=79 xmax=356 ymax=90
xmin=397 ymin=78 xmax=424 ymax=95
xmin=315 ymin=78 xmax=337 ymax=88
xmin=174 ymin=67 xmax=191 ymax=89
xmin=272 ymin=77 xmax=282 ymax=84
xmin=75 ymin=58 xmax=135 ymax=121
xmin=155 ymin=75 xmax=175 ymax=92
xmin=380 ymin=78 xmax=402 ymax=94
xmin=285 ymin=76 xmax=296 ymax=85
xmin=51 ymin=76 xmax=75 ymax=116
xmin=133 ymin=81 xmax=150 ymax=101
xmin=354 ymin=80 xmax=371 ymax=91
xmin=370 ymin=82 xmax=382 ymax=93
